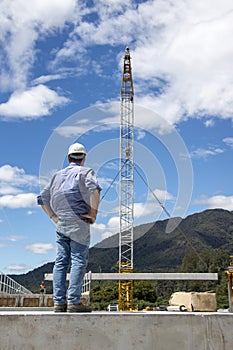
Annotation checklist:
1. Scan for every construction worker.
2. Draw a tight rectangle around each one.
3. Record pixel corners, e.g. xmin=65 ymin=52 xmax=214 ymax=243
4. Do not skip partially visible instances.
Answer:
xmin=37 ymin=143 xmax=101 ymax=312
xmin=40 ymin=281 xmax=46 ymax=294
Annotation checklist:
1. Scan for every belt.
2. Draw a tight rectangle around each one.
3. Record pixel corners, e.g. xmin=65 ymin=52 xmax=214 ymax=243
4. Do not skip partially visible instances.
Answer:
xmin=77 ymin=217 xmax=91 ymax=224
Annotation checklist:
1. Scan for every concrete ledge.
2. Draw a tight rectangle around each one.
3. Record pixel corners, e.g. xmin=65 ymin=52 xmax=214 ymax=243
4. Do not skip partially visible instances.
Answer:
xmin=0 ymin=311 xmax=232 ymax=350
xmin=0 ymin=294 xmax=54 ymax=307
xmin=0 ymin=293 xmax=90 ymax=308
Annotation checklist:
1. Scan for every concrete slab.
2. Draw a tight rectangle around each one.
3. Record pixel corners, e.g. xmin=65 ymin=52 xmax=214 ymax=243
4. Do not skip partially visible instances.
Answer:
xmin=0 ymin=311 xmax=232 ymax=350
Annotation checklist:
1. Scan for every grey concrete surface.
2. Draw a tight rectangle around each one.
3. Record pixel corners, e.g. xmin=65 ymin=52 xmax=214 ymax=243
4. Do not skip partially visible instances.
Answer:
xmin=0 ymin=311 xmax=232 ymax=350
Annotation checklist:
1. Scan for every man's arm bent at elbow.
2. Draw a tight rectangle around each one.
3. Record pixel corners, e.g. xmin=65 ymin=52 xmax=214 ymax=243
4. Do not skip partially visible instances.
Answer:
xmin=81 ymin=189 xmax=100 ymax=224
xmin=40 ymin=204 xmax=59 ymax=224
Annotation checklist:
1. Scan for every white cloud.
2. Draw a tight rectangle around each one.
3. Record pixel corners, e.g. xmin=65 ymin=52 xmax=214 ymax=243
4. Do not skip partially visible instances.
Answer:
xmin=135 ymin=129 xmax=146 ymax=140
xmin=223 ymin=137 xmax=233 ymax=148
xmin=0 ymin=165 xmax=39 ymax=208
xmin=150 ymin=189 xmax=174 ymax=201
xmin=0 ymin=0 xmax=78 ymax=90
xmin=5 ymin=264 xmax=28 ymax=272
xmin=92 ymin=223 xmax=106 ymax=231
xmin=0 ymin=165 xmax=38 ymax=208
xmin=190 ymin=147 xmax=224 ymax=159
xmin=91 ymin=216 xmax=119 ymax=243
xmin=0 ymin=0 xmax=232 ymax=124
xmin=204 ymin=119 xmax=215 ymax=128
xmin=32 ymin=74 xmax=67 ymax=85
xmin=107 ymin=216 xmax=120 ymax=231
xmin=0 ymin=164 xmax=39 ymax=195
xmin=55 ymin=0 xmax=233 ymax=125
xmin=0 ymin=193 xmax=37 ymax=209
xmin=25 ymin=242 xmax=54 ymax=254
xmin=0 ymin=85 xmax=69 ymax=119
xmin=0 ymin=185 xmax=22 ymax=195
xmin=131 ymin=1 xmax=233 ymax=123
xmin=134 ymin=202 xmax=160 ymax=218
xmin=101 ymin=231 xmax=114 ymax=241
xmin=195 ymin=195 xmax=233 ymax=211
xmin=0 ymin=164 xmax=38 ymax=186
xmin=6 ymin=235 xmax=21 ymax=242
xmin=55 ymin=124 xmax=91 ymax=138
xmin=0 ymin=0 xmax=76 ymax=119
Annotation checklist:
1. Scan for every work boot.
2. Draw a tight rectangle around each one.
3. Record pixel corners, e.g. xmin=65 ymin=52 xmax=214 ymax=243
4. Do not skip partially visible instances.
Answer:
xmin=54 ymin=304 xmax=67 ymax=313
xmin=67 ymin=303 xmax=92 ymax=313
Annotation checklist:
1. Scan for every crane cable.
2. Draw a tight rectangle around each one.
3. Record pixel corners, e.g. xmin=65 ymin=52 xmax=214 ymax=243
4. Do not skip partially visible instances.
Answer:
xmin=99 ymin=160 xmax=208 ymax=270
xmin=100 ymin=160 xmax=127 ymax=202
xmin=134 ymin=164 xmax=208 ymax=270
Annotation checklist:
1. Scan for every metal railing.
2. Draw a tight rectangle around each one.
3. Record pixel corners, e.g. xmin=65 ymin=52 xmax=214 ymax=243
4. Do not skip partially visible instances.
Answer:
xmin=82 ymin=271 xmax=91 ymax=294
xmin=44 ymin=271 xmax=92 ymax=294
xmin=0 ymin=271 xmax=32 ymax=295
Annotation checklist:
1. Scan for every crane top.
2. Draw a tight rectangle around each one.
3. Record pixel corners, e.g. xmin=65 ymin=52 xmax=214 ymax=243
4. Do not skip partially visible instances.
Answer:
xmin=121 ymin=46 xmax=134 ymax=99
xmin=124 ymin=47 xmax=130 ymax=59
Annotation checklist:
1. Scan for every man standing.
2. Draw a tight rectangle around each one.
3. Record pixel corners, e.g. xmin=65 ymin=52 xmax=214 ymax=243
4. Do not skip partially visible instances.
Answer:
xmin=37 ymin=143 xmax=101 ymax=312
xmin=40 ymin=281 xmax=46 ymax=294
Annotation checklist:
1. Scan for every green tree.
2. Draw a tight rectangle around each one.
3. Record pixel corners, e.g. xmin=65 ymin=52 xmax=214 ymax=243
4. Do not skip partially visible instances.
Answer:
xmin=133 ymin=281 xmax=157 ymax=302
xmin=179 ymin=248 xmax=230 ymax=308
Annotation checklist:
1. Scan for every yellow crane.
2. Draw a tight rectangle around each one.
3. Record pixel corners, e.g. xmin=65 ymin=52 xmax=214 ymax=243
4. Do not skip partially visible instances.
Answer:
xmin=226 ymin=256 xmax=233 ymax=311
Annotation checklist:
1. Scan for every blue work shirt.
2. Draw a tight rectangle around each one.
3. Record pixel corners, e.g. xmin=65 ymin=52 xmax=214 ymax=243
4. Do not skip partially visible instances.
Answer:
xmin=37 ymin=162 xmax=101 ymax=245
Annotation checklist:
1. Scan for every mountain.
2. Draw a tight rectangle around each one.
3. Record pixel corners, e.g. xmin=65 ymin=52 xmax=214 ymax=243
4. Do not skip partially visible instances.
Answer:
xmin=88 ymin=208 xmax=233 ymax=272
xmin=10 ymin=208 xmax=233 ymax=291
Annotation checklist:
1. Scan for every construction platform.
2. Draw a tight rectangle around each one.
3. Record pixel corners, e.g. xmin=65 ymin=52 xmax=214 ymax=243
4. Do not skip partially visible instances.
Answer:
xmin=0 ymin=309 xmax=232 ymax=350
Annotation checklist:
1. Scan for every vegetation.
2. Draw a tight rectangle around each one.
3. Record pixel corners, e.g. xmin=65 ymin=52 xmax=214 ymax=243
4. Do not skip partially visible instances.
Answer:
xmin=9 ymin=208 xmax=233 ymax=309
xmin=89 ymin=248 xmax=230 ymax=310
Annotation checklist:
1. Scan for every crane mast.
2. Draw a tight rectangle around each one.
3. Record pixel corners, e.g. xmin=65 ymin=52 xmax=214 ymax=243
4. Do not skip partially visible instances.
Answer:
xmin=119 ymin=47 xmax=134 ymax=311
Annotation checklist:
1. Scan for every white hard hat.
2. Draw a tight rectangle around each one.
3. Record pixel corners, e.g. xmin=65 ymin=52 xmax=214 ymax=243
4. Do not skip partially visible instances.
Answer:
xmin=68 ymin=143 xmax=87 ymax=159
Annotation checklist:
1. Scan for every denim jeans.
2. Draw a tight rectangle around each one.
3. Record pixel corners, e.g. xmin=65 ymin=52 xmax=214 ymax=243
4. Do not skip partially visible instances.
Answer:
xmin=53 ymin=232 xmax=89 ymax=305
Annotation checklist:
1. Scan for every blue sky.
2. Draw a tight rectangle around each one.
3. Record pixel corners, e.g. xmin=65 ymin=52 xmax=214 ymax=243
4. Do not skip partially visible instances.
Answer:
xmin=0 ymin=0 xmax=232 ymax=275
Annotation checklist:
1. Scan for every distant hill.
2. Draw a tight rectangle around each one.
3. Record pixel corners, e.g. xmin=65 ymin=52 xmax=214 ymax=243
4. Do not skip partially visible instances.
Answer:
xmin=10 ymin=208 xmax=233 ymax=292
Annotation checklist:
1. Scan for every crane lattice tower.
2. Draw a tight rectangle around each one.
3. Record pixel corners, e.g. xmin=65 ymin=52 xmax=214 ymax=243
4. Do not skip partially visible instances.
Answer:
xmin=119 ymin=47 xmax=134 ymax=311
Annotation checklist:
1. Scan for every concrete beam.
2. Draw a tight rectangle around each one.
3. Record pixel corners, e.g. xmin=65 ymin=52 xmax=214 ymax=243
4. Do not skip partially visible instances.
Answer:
xmin=91 ymin=272 xmax=218 ymax=280
xmin=0 ymin=311 xmax=232 ymax=350
xmin=44 ymin=272 xmax=218 ymax=281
